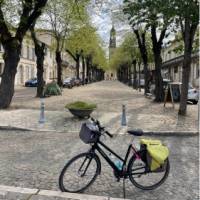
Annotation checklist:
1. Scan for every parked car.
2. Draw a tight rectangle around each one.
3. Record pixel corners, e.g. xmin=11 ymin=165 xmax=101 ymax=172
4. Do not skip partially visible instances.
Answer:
xmin=139 ymin=79 xmax=145 ymax=87
xmin=188 ymin=83 xmax=199 ymax=104
xmin=63 ymin=78 xmax=74 ymax=88
xmin=25 ymin=78 xmax=38 ymax=87
xmin=74 ymin=78 xmax=82 ymax=86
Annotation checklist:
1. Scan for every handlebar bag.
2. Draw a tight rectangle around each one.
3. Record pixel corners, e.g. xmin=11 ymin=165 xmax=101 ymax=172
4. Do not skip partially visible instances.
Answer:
xmin=79 ymin=123 xmax=100 ymax=144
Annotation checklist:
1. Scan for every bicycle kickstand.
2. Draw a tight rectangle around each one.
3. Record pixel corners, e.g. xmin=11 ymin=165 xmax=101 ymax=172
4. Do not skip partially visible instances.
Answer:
xmin=123 ymin=178 xmax=126 ymax=199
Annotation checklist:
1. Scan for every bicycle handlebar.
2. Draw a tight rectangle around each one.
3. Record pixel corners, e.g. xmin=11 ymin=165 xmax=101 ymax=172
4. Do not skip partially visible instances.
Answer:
xmin=90 ymin=117 xmax=113 ymax=138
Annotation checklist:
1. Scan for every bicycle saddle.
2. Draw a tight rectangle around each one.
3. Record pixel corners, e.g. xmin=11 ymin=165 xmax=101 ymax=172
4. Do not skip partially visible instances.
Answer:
xmin=127 ymin=129 xmax=143 ymax=136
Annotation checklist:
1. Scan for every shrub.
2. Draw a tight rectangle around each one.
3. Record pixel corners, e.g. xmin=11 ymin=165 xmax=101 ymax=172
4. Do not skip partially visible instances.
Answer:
xmin=44 ymin=81 xmax=62 ymax=96
xmin=65 ymin=101 xmax=96 ymax=110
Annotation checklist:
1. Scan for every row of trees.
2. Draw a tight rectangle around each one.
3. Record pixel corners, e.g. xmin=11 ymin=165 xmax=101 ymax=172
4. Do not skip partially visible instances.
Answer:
xmin=110 ymin=33 xmax=153 ymax=90
xmin=122 ymin=0 xmax=199 ymax=115
xmin=0 ymin=0 xmax=107 ymax=108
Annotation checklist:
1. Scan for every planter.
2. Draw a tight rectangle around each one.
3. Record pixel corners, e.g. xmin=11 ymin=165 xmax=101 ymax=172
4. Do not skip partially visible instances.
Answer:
xmin=68 ymin=108 xmax=95 ymax=118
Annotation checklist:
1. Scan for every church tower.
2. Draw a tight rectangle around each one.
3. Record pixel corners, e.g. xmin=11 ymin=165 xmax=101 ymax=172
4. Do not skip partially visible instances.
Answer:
xmin=109 ymin=24 xmax=116 ymax=60
xmin=106 ymin=24 xmax=117 ymax=80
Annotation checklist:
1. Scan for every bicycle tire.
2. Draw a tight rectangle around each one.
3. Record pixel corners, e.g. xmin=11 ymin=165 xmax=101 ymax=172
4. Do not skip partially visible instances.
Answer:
xmin=59 ymin=152 xmax=101 ymax=193
xmin=128 ymin=156 xmax=170 ymax=190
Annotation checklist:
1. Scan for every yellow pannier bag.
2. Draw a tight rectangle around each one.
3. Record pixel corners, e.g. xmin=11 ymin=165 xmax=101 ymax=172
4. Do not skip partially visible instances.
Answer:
xmin=140 ymin=139 xmax=162 ymax=146
xmin=147 ymin=145 xmax=169 ymax=171
xmin=140 ymin=139 xmax=169 ymax=171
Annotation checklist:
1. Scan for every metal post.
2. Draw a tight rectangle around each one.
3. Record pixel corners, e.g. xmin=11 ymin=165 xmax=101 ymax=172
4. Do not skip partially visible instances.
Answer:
xmin=39 ymin=98 xmax=45 ymax=123
xmin=121 ymin=104 xmax=127 ymax=126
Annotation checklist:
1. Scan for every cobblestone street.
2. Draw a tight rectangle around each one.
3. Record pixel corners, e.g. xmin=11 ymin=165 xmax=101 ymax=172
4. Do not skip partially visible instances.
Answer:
xmin=0 ymin=81 xmax=198 ymax=133
xmin=0 ymin=130 xmax=198 ymax=200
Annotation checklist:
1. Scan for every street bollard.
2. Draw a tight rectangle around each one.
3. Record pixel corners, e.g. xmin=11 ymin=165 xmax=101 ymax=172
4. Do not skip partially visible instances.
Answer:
xmin=121 ymin=104 xmax=127 ymax=126
xmin=39 ymin=98 xmax=45 ymax=124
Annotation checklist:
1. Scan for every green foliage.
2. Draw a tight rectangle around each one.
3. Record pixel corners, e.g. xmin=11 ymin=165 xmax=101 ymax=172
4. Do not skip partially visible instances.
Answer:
xmin=173 ymin=0 xmax=199 ymax=26
xmin=109 ymin=32 xmax=153 ymax=70
xmin=66 ymin=24 xmax=108 ymax=70
xmin=44 ymin=81 xmax=62 ymax=96
xmin=65 ymin=101 xmax=96 ymax=110
xmin=123 ymin=0 xmax=175 ymax=31
xmin=45 ymin=0 xmax=89 ymax=51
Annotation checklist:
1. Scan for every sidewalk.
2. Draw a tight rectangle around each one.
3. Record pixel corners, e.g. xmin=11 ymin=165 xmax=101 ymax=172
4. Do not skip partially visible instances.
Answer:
xmin=0 ymin=81 xmax=198 ymax=135
xmin=0 ymin=185 xmax=130 ymax=200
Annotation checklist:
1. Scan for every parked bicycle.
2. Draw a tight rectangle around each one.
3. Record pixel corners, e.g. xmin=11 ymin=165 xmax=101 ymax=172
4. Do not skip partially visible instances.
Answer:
xmin=59 ymin=117 xmax=170 ymax=193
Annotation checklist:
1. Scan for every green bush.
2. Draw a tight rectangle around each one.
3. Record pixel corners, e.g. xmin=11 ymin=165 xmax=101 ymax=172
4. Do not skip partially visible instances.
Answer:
xmin=65 ymin=101 xmax=96 ymax=110
xmin=44 ymin=81 xmax=62 ymax=96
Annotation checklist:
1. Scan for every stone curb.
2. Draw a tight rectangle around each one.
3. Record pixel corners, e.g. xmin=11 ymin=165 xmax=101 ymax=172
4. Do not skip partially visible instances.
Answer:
xmin=0 ymin=125 xmax=198 ymax=136
xmin=0 ymin=185 xmax=131 ymax=200
xmin=0 ymin=126 xmax=31 ymax=132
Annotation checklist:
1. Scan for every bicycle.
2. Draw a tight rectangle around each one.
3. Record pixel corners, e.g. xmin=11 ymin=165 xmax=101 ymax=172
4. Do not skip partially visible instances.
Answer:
xmin=59 ymin=117 xmax=170 ymax=193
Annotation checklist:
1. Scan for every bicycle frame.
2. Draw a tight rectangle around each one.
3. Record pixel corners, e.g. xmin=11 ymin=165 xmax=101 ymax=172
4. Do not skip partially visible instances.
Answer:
xmin=90 ymin=139 xmax=142 ymax=178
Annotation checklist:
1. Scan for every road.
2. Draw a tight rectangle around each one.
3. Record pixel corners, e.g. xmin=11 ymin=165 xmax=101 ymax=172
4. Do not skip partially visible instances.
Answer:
xmin=0 ymin=129 xmax=198 ymax=200
xmin=13 ymin=86 xmax=36 ymax=103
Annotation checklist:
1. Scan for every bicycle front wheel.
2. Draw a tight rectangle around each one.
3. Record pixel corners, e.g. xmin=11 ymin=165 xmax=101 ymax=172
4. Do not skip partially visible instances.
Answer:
xmin=128 ymin=156 xmax=170 ymax=190
xmin=59 ymin=152 xmax=101 ymax=193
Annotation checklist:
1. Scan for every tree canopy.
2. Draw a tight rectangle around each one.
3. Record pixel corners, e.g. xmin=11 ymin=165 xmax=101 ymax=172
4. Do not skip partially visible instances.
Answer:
xmin=66 ymin=25 xmax=107 ymax=70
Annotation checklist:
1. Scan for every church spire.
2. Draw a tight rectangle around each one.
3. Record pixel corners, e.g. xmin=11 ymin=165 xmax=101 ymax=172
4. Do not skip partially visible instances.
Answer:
xmin=109 ymin=23 xmax=116 ymax=48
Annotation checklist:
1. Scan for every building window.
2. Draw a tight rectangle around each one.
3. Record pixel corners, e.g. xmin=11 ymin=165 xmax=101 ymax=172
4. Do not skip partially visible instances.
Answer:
xmin=0 ymin=63 xmax=3 ymax=75
xmin=21 ymin=44 xmax=24 ymax=57
xmin=27 ymin=46 xmax=29 ymax=59
xmin=32 ymin=48 xmax=35 ymax=61
xmin=196 ymin=65 xmax=199 ymax=78
xmin=174 ymin=66 xmax=178 ymax=73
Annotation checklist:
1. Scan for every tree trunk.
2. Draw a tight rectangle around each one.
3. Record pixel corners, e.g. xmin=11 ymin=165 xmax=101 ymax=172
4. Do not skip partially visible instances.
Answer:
xmin=35 ymin=44 xmax=45 ymax=97
xmin=56 ymin=51 xmax=62 ymax=87
xmin=133 ymin=60 xmax=137 ymax=89
xmin=154 ymin=53 xmax=164 ymax=102
xmin=82 ymin=55 xmax=85 ymax=84
xmin=144 ymin=63 xmax=150 ymax=94
xmin=0 ymin=40 xmax=21 ymax=108
xmin=31 ymin=27 xmax=45 ymax=98
xmin=179 ymin=21 xmax=197 ymax=115
xmin=134 ymin=30 xmax=149 ymax=94
xmin=76 ymin=55 xmax=80 ymax=79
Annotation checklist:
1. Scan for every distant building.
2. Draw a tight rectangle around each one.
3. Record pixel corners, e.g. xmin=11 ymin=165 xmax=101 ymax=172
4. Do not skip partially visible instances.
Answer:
xmin=106 ymin=24 xmax=117 ymax=80
xmin=161 ymin=39 xmax=199 ymax=88
xmin=0 ymin=30 xmax=76 ymax=86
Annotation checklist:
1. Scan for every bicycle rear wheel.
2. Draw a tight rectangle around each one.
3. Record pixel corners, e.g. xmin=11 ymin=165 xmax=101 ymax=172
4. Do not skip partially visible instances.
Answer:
xmin=128 ymin=156 xmax=170 ymax=190
xmin=59 ymin=152 xmax=100 ymax=193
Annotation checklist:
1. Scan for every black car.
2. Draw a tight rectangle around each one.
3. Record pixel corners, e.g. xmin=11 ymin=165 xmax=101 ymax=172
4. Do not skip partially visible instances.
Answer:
xmin=63 ymin=78 xmax=74 ymax=88
xmin=25 ymin=78 xmax=38 ymax=87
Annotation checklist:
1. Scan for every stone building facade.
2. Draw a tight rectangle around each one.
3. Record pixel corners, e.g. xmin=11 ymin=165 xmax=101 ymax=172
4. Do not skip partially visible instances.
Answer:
xmin=161 ymin=40 xmax=199 ymax=87
xmin=0 ymin=31 xmax=76 ymax=86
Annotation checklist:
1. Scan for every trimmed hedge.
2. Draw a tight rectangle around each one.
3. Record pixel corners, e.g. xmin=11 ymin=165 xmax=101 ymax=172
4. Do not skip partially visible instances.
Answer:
xmin=65 ymin=101 xmax=96 ymax=110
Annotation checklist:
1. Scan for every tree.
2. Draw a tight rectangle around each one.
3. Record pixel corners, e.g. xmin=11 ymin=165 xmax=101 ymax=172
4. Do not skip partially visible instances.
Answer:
xmin=30 ymin=23 xmax=46 ymax=98
xmin=45 ymin=0 xmax=88 ymax=86
xmin=66 ymin=25 xmax=107 ymax=82
xmin=0 ymin=0 xmax=48 ymax=108
xmin=174 ymin=0 xmax=199 ymax=115
xmin=123 ymin=0 xmax=174 ymax=101
xmin=110 ymin=33 xmax=142 ymax=87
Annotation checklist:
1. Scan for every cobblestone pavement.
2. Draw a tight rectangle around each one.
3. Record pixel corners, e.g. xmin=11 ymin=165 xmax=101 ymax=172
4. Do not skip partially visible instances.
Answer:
xmin=0 ymin=130 xmax=198 ymax=200
xmin=0 ymin=81 xmax=198 ymax=133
